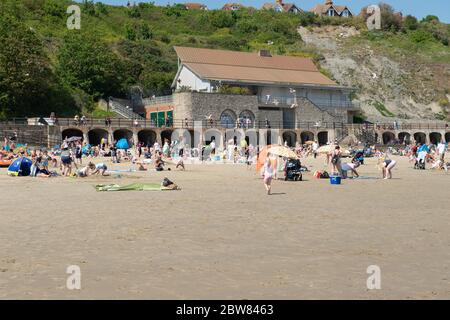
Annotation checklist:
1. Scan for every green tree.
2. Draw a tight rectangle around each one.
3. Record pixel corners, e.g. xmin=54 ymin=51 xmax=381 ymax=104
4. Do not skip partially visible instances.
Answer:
xmin=0 ymin=15 xmax=75 ymax=118
xmin=57 ymin=32 xmax=125 ymax=99
xmin=403 ymin=15 xmax=418 ymax=31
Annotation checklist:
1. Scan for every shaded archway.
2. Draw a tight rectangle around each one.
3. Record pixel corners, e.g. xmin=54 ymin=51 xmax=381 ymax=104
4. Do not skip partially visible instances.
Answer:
xmin=138 ymin=130 xmax=156 ymax=147
xmin=282 ymin=131 xmax=296 ymax=147
xmin=318 ymin=131 xmax=328 ymax=145
xmin=429 ymin=132 xmax=442 ymax=145
xmin=113 ymin=129 xmax=133 ymax=145
xmin=62 ymin=128 xmax=83 ymax=141
xmin=88 ymin=128 xmax=108 ymax=146
xmin=220 ymin=109 xmax=237 ymax=129
xmin=245 ymin=129 xmax=259 ymax=147
xmin=398 ymin=132 xmax=411 ymax=145
xmin=414 ymin=132 xmax=426 ymax=144
xmin=446 ymin=132 xmax=450 ymax=143
xmin=382 ymin=131 xmax=395 ymax=145
xmin=300 ymin=131 xmax=314 ymax=144
xmin=161 ymin=130 xmax=173 ymax=144
xmin=204 ymin=129 xmax=222 ymax=146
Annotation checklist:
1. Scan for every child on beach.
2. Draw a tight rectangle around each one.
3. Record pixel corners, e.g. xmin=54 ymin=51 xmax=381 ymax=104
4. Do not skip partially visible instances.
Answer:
xmin=379 ymin=157 xmax=397 ymax=180
xmin=263 ymin=158 xmax=274 ymax=195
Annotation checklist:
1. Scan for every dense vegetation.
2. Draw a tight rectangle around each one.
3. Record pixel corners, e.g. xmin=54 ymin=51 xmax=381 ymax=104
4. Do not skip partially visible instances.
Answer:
xmin=0 ymin=0 xmax=449 ymax=119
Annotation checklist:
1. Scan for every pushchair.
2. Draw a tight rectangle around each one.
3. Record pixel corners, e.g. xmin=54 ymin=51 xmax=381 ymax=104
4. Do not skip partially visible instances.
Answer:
xmin=414 ymin=151 xmax=427 ymax=170
xmin=284 ymin=159 xmax=303 ymax=181
xmin=352 ymin=150 xmax=365 ymax=165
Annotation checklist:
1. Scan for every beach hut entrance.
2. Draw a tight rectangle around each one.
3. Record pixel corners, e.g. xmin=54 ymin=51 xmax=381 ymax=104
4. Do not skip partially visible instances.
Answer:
xmin=414 ymin=132 xmax=426 ymax=144
xmin=318 ymin=131 xmax=328 ymax=145
xmin=300 ymin=131 xmax=314 ymax=144
xmin=138 ymin=130 xmax=156 ymax=147
xmin=429 ymin=132 xmax=442 ymax=145
xmin=62 ymin=128 xmax=83 ymax=141
xmin=88 ymin=129 xmax=108 ymax=146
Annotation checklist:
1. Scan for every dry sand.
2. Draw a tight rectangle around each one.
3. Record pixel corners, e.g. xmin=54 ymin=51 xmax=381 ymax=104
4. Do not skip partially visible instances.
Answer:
xmin=0 ymin=155 xmax=449 ymax=299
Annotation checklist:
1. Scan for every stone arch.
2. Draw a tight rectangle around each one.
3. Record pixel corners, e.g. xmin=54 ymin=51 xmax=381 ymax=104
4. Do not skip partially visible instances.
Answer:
xmin=245 ymin=129 xmax=259 ymax=147
xmin=161 ymin=130 xmax=173 ymax=144
xmin=429 ymin=132 xmax=442 ymax=145
xmin=446 ymin=132 xmax=450 ymax=143
xmin=300 ymin=131 xmax=314 ymax=144
xmin=62 ymin=128 xmax=83 ymax=141
xmin=113 ymin=129 xmax=133 ymax=146
xmin=282 ymin=131 xmax=296 ymax=147
xmin=260 ymin=129 xmax=279 ymax=146
xmin=88 ymin=128 xmax=108 ymax=146
xmin=318 ymin=131 xmax=329 ymax=146
xmin=382 ymin=131 xmax=395 ymax=145
xmin=138 ymin=129 xmax=157 ymax=147
xmin=398 ymin=132 xmax=411 ymax=145
xmin=220 ymin=109 xmax=237 ymax=129
xmin=170 ymin=129 xmax=193 ymax=149
xmin=204 ymin=128 xmax=223 ymax=147
xmin=414 ymin=132 xmax=426 ymax=144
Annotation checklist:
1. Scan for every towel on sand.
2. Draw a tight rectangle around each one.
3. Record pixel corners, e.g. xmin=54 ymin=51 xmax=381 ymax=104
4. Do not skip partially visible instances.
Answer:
xmin=95 ymin=182 xmax=180 ymax=192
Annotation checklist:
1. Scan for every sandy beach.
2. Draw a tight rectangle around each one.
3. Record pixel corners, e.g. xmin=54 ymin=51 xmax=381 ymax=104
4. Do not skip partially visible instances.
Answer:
xmin=0 ymin=155 xmax=449 ymax=299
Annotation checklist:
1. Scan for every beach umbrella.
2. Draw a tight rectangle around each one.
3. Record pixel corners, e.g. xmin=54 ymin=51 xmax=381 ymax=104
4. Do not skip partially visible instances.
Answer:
xmin=116 ymin=138 xmax=130 ymax=150
xmin=268 ymin=145 xmax=298 ymax=159
xmin=316 ymin=144 xmax=335 ymax=154
xmin=66 ymin=136 xmax=82 ymax=142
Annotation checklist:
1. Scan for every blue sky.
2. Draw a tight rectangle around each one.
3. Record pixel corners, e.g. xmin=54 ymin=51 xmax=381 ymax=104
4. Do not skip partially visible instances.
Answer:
xmin=97 ymin=1 xmax=450 ymax=22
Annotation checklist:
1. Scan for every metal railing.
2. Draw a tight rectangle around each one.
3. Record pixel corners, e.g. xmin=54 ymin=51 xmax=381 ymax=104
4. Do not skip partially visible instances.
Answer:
xmin=1 ymin=118 xmax=449 ymax=131
xmin=109 ymin=99 xmax=145 ymax=120
xmin=257 ymin=95 xmax=359 ymax=109
xmin=143 ymin=95 xmax=174 ymax=106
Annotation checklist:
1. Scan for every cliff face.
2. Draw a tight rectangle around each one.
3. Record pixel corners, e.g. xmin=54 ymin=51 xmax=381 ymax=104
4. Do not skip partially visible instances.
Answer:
xmin=298 ymin=26 xmax=450 ymax=122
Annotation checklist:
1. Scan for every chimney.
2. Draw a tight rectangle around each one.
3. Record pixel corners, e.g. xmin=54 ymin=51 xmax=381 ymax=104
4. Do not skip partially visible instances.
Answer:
xmin=259 ymin=49 xmax=272 ymax=57
xmin=325 ymin=0 xmax=333 ymax=5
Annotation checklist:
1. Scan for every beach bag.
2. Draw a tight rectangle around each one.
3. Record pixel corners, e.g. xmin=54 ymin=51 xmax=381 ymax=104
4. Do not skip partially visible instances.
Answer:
xmin=320 ymin=171 xmax=330 ymax=179
xmin=162 ymin=177 xmax=174 ymax=187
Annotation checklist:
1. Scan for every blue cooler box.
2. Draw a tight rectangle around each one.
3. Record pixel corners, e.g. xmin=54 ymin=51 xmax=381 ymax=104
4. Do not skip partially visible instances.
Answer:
xmin=330 ymin=176 xmax=342 ymax=185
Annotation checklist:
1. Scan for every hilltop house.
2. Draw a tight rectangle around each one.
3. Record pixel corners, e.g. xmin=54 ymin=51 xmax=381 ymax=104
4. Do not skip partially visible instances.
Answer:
xmin=222 ymin=3 xmax=244 ymax=11
xmin=262 ymin=0 xmax=302 ymax=14
xmin=143 ymin=46 xmax=358 ymax=143
xmin=311 ymin=0 xmax=352 ymax=17
xmin=184 ymin=3 xmax=208 ymax=10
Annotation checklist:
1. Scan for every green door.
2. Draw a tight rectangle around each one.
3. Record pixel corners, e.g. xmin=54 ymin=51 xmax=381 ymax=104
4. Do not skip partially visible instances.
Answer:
xmin=167 ymin=111 xmax=173 ymax=127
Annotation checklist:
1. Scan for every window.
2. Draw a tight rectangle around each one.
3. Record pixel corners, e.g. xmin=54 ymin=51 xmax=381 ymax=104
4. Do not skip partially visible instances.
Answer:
xmin=220 ymin=110 xmax=237 ymax=129
xmin=328 ymin=9 xmax=335 ymax=16
xmin=342 ymin=10 xmax=349 ymax=17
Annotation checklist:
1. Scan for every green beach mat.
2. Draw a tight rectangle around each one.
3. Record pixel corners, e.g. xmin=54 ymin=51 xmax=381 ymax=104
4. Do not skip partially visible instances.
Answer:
xmin=95 ymin=183 xmax=163 ymax=192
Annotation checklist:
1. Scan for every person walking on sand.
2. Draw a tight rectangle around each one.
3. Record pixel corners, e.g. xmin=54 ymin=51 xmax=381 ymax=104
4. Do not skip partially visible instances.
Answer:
xmin=263 ymin=158 xmax=274 ymax=195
